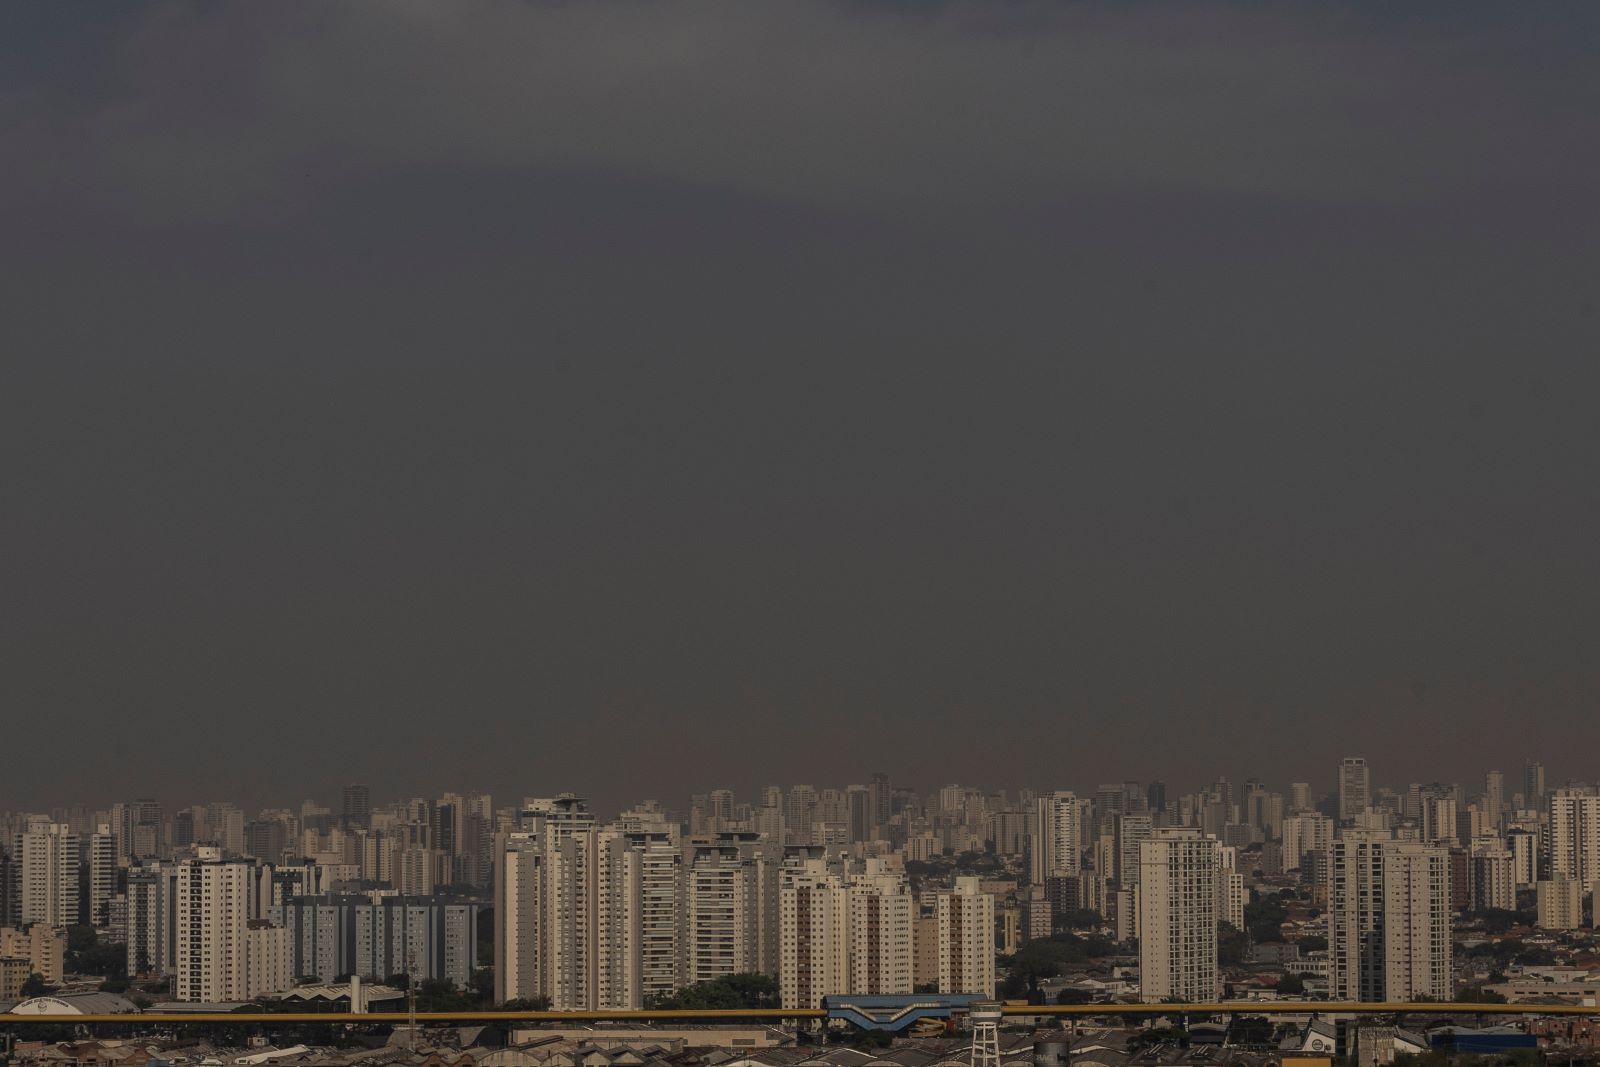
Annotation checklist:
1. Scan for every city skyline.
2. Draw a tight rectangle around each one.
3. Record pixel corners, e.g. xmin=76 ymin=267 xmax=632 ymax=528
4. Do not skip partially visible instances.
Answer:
xmin=0 ymin=756 xmax=1570 ymax=821
xmin=7 ymin=758 xmax=1585 ymax=1013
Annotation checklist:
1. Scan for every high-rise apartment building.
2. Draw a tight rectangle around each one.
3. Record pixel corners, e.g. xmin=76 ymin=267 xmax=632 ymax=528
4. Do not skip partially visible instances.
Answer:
xmin=493 ymin=796 xmax=685 ymax=1010
xmin=683 ymin=834 xmax=777 ymax=986
xmin=173 ymin=846 xmax=277 ymax=1002
xmin=1536 ymin=877 xmax=1582 ymax=931
xmin=269 ymin=895 xmax=478 ymax=987
xmin=936 ymin=876 xmax=995 ymax=996
xmin=1507 ymin=828 xmax=1538 ymax=888
xmin=1281 ymin=812 xmax=1334 ymax=872
xmin=1112 ymin=813 xmax=1152 ymax=887
xmin=1339 ymin=758 xmax=1372 ymax=823
xmin=14 ymin=821 xmax=79 ymax=928
xmin=1469 ymin=842 xmax=1515 ymax=912
xmin=495 ymin=830 xmax=543 ymax=1005
xmin=112 ymin=799 xmax=163 ymax=862
xmin=778 ymin=858 xmax=912 ymax=1009
xmin=1137 ymin=829 xmax=1217 ymax=1003
xmin=125 ymin=862 xmax=181 ymax=978
xmin=86 ymin=824 xmax=119 ymax=929
xmin=1030 ymin=792 xmax=1081 ymax=884
xmin=1329 ymin=833 xmax=1450 ymax=1002
xmin=1547 ymin=789 xmax=1600 ymax=892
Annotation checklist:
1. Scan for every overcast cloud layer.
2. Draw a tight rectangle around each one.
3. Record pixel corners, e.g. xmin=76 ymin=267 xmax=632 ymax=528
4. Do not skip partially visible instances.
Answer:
xmin=3 ymin=1 xmax=1599 ymax=813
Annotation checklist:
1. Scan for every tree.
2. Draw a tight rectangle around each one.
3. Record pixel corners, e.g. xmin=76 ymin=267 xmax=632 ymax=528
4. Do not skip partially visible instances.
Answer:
xmin=648 ymin=973 xmax=779 ymax=1010
xmin=502 ymin=996 xmax=552 ymax=1011
xmin=1218 ymin=922 xmax=1249 ymax=967
xmin=20 ymin=973 xmax=49 ymax=998
xmin=1275 ymin=974 xmax=1305 ymax=994
xmin=1245 ymin=892 xmax=1290 ymax=944
xmin=468 ymin=967 xmax=495 ymax=1005
xmin=1455 ymin=986 xmax=1507 ymax=1004
xmin=1298 ymin=935 xmax=1328 ymax=953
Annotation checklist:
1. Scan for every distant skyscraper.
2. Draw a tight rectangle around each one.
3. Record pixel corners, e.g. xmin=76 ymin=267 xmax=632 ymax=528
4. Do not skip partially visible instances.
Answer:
xmin=1289 ymin=782 xmax=1313 ymax=812
xmin=1484 ymin=770 xmax=1504 ymax=832
xmin=1146 ymin=780 xmax=1167 ymax=815
xmin=1524 ymin=760 xmax=1546 ymax=811
xmin=1338 ymin=757 xmax=1372 ymax=823
xmin=869 ymin=773 xmax=892 ymax=838
xmin=341 ymin=784 xmax=372 ymax=831
xmin=1137 ymin=829 xmax=1217 ymax=1003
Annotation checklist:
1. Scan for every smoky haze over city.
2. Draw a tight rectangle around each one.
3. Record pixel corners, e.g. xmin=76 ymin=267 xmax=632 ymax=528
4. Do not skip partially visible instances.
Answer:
xmin=4 ymin=2 xmax=1600 ymax=817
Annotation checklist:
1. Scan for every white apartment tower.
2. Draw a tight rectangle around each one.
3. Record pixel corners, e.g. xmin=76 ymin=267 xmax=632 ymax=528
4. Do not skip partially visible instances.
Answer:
xmin=1281 ymin=812 xmax=1335 ymax=872
xmin=492 ymin=797 xmax=684 ymax=1011
xmin=1547 ymin=789 xmax=1600 ymax=892
xmin=779 ymin=860 xmax=850 ymax=1009
xmin=494 ymin=832 xmax=544 ymax=1005
xmin=1030 ymin=792 xmax=1081 ymax=884
xmin=684 ymin=836 xmax=773 ymax=985
xmin=778 ymin=858 xmax=913 ymax=1009
xmin=936 ymin=876 xmax=995 ymax=996
xmin=1469 ymin=842 xmax=1516 ymax=912
xmin=848 ymin=870 xmax=913 ymax=997
xmin=1215 ymin=844 xmax=1246 ymax=930
xmin=173 ymin=846 xmax=275 ymax=1002
xmin=1137 ymin=829 xmax=1218 ymax=1003
xmin=1536 ymin=877 xmax=1583 ymax=931
xmin=14 ymin=821 xmax=80 ymax=928
xmin=1330 ymin=833 xmax=1450 ymax=1002
xmin=87 ymin=825 xmax=119 ymax=929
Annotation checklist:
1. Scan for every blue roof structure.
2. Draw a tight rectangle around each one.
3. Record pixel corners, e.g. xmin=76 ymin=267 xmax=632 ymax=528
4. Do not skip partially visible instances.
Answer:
xmin=822 ymin=994 xmax=990 ymax=1032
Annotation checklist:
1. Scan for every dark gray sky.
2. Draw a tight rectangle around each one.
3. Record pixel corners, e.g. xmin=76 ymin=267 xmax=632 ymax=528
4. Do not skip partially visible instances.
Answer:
xmin=3 ymin=2 xmax=1599 ymax=815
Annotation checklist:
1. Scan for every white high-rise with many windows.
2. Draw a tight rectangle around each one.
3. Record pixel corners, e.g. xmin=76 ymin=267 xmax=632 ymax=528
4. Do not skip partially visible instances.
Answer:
xmin=778 ymin=858 xmax=912 ymax=1008
xmin=1547 ymin=789 xmax=1600 ymax=892
xmin=173 ymin=846 xmax=276 ymax=1002
xmin=1137 ymin=829 xmax=1217 ymax=1003
xmin=1030 ymin=791 xmax=1081 ymax=884
xmin=493 ymin=797 xmax=686 ymax=1011
xmin=87 ymin=825 xmax=119 ymax=929
xmin=684 ymin=835 xmax=774 ymax=985
xmin=14 ymin=821 xmax=79 ymax=928
xmin=1281 ymin=812 xmax=1334 ymax=872
xmin=936 ymin=876 xmax=995 ymax=996
xmin=1330 ymin=833 xmax=1450 ymax=1002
